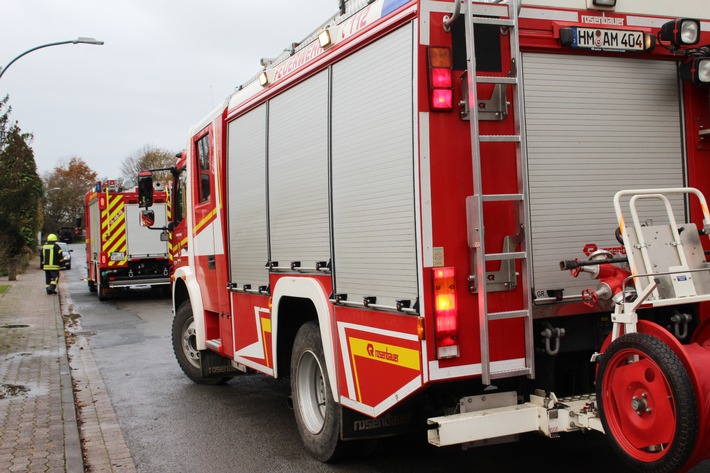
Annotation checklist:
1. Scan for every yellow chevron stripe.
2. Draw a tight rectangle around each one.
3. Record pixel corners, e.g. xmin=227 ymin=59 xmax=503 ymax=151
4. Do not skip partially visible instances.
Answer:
xmin=103 ymin=227 xmax=124 ymax=250
xmin=107 ymin=234 xmax=127 ymax=267
xmin=107 ymin=210 xmax=123 ymax=233
xmin=106 ymin=218 xmax=127 ymax=248
xmin=101 ymin=194 xmax=121 ymax=231
xmin=101 ymin=189 xmax=112 ymax=231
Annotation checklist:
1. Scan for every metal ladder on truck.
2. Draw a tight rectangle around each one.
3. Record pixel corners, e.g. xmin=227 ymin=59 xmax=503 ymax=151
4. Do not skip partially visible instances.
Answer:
xmin=461 ymin=0 xmax=534 ymax=385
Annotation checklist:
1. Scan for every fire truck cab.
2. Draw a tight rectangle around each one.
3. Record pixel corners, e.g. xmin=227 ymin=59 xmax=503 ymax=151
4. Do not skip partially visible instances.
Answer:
xmin=141 ymin=0 xmax=710 ymax=470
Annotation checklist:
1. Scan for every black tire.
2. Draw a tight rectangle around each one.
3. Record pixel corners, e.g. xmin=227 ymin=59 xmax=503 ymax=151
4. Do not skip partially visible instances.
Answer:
xmin=291 ymin=321 xmax=349 ymax=462
xmin=87 ymin=267 xmax=97 ymax=292
xmin=172 ymin=301 xmax=231 ymax=385
xmin=596 ymin=332 xmax=698 ymax=473
xmin=97 ymin=276 xmax=108 ymax=301
xmin=67 ymin=263 xmax=71 ymax=270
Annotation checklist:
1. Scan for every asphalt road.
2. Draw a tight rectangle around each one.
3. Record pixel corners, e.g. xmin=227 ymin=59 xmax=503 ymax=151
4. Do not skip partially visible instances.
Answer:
xmin=62 ymin=243 xmax=710 ymax=473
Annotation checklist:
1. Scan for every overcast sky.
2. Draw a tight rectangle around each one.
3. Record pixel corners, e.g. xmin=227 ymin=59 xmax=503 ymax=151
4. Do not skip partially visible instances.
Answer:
xmin=0 ymin=0 xmax=336 ymax=180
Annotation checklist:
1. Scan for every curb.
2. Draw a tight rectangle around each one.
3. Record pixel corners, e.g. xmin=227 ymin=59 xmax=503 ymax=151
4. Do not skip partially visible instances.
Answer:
xmin=58 ymin=278 xmax=85 ymax=473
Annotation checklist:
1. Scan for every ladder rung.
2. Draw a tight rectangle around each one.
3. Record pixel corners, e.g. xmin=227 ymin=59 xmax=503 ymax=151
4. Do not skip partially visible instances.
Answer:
xmin=473 ymin=18 xmax=514 ymax=27
xmin=484 ymin=252 xmax=526 ymax=262
xmin=480 ymin=135 xmax=521 ymax=143
xmin=487 ymin=309 xmax=530 ymax=321
xmin=476 ymin=76 xmax=518 ymax=85
xmin=205 ymin=339 xmax=222 ymax=350
xmin=481 ymin=193 xmax=523 ymax=202
xmin=490 ymin=368 xmax=533 ymax=379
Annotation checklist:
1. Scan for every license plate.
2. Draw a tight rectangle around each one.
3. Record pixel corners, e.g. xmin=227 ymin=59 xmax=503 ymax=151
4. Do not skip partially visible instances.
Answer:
xmin=573 ymin=27 xmax=644 ymax=52
xmin=110 ymin=252 xmax=125 ymax=262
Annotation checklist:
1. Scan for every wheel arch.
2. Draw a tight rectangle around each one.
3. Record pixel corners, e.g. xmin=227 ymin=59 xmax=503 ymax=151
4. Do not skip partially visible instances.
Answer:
xmin=272 ymin=277 xmax=337 ymax=402
xmin=173 ymin=266 xmax=207 ymax=350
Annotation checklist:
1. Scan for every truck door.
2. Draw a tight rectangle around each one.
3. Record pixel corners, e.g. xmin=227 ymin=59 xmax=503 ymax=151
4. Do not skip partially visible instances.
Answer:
xmin=192 ymin=127 xmax=221 ymax=312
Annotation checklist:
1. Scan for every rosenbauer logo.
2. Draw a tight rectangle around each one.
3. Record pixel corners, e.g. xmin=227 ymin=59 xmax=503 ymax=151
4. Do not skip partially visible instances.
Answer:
xmin=581 ymin=15 xmax=624 ymax=26
xmin=349 ymin=338 xmax=420 ymax=371
xmin=367 ymin=343 xmax=399 ymax=363
xmin=582 ymin=243 xmax=626 ymax=257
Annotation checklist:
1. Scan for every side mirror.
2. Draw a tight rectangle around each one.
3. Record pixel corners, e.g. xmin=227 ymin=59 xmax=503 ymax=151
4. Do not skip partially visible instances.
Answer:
xmin=138 ymin=171 xmax=154 ymax=209
xmin=140 ymin=209 xmax=155 ymax=227
xmin=160 ymin=231 xmax=170 ymax=242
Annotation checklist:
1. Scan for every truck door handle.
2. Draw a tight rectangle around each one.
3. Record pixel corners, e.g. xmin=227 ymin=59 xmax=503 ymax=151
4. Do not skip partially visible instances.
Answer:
xmin=208 ymin=255 xmax=215 ymax=269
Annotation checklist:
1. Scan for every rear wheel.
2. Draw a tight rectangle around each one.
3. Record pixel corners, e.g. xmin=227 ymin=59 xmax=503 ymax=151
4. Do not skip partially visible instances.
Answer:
xmin=597 ymin=332 xmax=698 ymax=473
xmin=87 ymin=267 xmax=96 ymax=292
xmin=172 ymin=301 xmax=231 ymax=385
xmin=97 ymin=275 xmax=108 ymax=301
xmin=291 ymin=321 xmax=348 ymax=462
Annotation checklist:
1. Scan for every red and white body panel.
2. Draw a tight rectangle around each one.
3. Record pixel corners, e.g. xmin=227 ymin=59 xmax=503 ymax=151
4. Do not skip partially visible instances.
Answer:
xmin=173 ymin=0 xmax=710 ymax=422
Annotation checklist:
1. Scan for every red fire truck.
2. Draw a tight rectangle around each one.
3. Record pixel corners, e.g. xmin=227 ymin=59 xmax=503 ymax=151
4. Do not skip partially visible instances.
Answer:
xmin=139 ymin=0 xmax=710 ymax=470
xmin=85 ymin=179 xmax=171 ymax=300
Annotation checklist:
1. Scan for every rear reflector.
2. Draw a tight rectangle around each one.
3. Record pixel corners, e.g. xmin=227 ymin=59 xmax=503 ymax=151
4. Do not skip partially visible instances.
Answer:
xmin=428 ymin=47 xmax=453 ymax=112
xmin=433 ymin=267 xmax=459 ymax=359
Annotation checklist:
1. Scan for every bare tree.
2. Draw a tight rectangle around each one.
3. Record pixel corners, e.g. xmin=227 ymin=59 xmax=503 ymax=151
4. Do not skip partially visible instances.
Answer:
xmin=121 ymin=144 xmax=177 ymax=185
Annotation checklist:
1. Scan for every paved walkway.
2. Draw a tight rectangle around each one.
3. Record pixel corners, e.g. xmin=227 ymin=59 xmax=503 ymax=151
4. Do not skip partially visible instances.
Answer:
xmin=0 ymin=264 xmax=136 ymax=472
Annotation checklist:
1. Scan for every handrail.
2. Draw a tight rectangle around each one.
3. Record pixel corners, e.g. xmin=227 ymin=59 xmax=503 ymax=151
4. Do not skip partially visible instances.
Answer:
xmin=443 ymin=0 xmax=462 ymax=32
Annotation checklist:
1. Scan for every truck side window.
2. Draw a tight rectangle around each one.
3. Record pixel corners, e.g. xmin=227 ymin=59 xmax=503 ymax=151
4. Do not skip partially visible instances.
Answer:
xmin=173 ymin=167 xmax=187 ymax=225
xmin=196 ymin=135 xmax=210 ymax=203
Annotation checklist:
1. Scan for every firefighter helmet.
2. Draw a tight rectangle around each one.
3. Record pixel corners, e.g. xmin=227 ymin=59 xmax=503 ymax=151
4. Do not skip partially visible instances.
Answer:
xmin=47 ymin=233 xmax=58 ymax=242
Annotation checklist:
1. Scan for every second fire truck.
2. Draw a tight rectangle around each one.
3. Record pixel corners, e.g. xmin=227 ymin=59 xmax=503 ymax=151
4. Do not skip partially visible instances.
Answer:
xmin=140 ymin=0 xmax=710 ymax=471
xmin=85 ymin=179 xmax=171 ymax=300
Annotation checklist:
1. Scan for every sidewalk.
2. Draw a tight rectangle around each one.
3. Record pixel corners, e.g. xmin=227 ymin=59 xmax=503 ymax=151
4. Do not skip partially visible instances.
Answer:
xmin=0 ymin=264 xmax=136 ymax=473
xmin=0 ymin=265 xmax=83 ymax=472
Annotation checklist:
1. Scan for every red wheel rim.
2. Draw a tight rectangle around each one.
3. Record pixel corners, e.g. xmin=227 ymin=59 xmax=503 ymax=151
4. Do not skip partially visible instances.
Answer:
xmin=601 ymin=346 xmax=677 ymax=462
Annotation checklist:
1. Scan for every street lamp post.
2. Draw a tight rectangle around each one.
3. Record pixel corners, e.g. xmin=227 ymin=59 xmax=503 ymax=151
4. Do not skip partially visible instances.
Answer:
xmin=0 ymin=37 xmax=104 ymax=80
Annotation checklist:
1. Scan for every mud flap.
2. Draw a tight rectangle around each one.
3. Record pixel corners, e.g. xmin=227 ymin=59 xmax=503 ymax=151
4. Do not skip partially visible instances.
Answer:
xmin=341 ymin=398 xmax=423 ymax=440
xmin=200 ymin=350 xmax=243 ymax=378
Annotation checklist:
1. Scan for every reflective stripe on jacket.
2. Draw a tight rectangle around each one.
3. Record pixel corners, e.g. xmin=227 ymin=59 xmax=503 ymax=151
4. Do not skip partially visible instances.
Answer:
xmin=41 ymin=243 xmax=63 ymax=270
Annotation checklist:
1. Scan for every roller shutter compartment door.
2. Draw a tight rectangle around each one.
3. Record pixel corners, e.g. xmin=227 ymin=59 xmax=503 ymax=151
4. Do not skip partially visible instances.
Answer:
xmin=523 ymin=53 xmax=684 ymax=303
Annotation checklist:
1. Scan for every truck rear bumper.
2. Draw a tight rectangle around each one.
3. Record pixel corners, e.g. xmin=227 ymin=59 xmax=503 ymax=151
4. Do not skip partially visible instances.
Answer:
xmin=108 ymin=277 xmax=170 ymax=288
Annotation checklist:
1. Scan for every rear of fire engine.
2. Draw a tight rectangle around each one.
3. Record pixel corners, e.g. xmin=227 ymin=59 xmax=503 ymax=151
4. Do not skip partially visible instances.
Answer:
xmin=85 ymin=179 xmax=171 ymax=300
xmin=145 ymin=0 xmax=710 ymax=471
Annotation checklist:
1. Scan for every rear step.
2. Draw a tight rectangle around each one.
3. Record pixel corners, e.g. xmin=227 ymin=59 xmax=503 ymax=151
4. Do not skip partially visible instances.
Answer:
xmin=427 ymin=393 xmax=603 ymax=447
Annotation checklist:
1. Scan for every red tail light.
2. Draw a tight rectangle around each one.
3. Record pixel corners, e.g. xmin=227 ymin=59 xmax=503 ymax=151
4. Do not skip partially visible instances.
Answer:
xmin=428 ymin=47 xmax=453 ymax=112
xmin=433 ymin=267 xmax=459 ymax=359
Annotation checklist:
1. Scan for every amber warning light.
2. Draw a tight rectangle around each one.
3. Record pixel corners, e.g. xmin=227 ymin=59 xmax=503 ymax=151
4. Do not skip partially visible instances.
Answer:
xmin=433 ymin=267 xmax=460 ymax=359
xmin=428 ymin=46 xmax=453 ymax=111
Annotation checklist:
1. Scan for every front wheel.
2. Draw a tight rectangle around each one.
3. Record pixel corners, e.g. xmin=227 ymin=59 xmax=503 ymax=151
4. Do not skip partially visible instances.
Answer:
xmin=171 ymin=301 xmax=231 ymax=385
xmin=596 ymin=332 xmax=698 ymax=473
xmin=291 ymin=321 xmax=349 ymax=462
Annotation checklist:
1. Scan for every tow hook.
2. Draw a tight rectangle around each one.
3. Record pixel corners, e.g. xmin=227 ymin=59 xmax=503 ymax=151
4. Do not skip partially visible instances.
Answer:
xmin=541 ymin=326 xmax=566 ymax=356
xmin=670 ymin=313 xmax=692 ymax=340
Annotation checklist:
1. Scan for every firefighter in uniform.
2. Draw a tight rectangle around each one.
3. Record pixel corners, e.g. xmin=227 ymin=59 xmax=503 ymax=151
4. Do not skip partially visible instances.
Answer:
xmin=41 ymin=233 xmax=64 ymax=294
